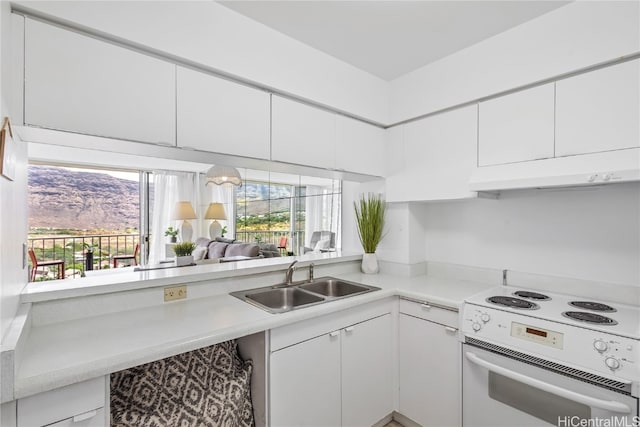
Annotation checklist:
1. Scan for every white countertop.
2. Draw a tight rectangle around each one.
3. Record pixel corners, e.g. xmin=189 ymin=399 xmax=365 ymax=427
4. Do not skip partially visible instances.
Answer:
xmin=21 ymin=252 xmax=361 ymax=303
xmin=14 ymin=269 xmax=493 ymax=399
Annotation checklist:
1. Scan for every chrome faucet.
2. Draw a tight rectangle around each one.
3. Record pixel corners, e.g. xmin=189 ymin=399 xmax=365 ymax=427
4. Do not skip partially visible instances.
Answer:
xmin=309 ymin=263 xmax=314 ymax=282
xmin=285 ymin=260 xmax=298 ymax=285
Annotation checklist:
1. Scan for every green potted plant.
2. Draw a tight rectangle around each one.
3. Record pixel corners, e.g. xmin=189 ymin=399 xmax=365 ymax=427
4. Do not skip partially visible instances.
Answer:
xmin=354 ymin=193 xmax=386 ymax=274
xmin=173 ymin=241 xmax=197 ymax=266
xmin=165 ymin=226 xmax=179 ymax=243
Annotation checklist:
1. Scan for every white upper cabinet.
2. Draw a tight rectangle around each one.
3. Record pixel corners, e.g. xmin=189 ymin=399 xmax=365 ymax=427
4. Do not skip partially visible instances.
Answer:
xmin=176 ymin=67 xmax=270 ymax=159
xmin=386 ymin=105 xmax=478 ymax=202
xmin=271 ymin=95 xmax=336 ymax=169
xmin=556 ymin=59 xmax=640 ymax=157
xmin=24 ymin=19 xmax=175 ymax=145
xmin=478 ymin=83 xmax=555 ymax=166
xmin=335 ymin=115 xmax=385 ymax=176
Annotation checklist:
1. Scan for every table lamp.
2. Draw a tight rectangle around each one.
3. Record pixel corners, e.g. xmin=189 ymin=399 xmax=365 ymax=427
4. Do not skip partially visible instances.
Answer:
xmin=204 ymin=203 xmax=227 ymax=239
xmin=172 ymin=201 xmax=197 ymax=242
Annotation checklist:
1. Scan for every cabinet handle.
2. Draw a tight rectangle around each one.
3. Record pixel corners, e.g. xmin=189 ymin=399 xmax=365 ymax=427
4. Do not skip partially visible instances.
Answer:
xmin=73 ymin=409 xmax=98 ymax=423
xmin=421 ymin=303 xmax=431 ymax=310
xmin=444 ymin=326 xmax=457 ymax=333
xmin=344 ymin=326 xmax=354 ymax=333
xmin=329 ymin=331 xmax=340 ymax=338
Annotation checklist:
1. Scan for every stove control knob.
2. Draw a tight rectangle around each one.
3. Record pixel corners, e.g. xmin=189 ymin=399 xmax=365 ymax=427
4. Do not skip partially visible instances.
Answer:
xmin=472 ymin=322 xmax=482 ymax=332
xmin=480 ymin=313 xmax=491 ymax=323
xmin=593 ymin=340 xmax=608 ymax=353
xmin=605 ymin=357 xmax=620 ymax=371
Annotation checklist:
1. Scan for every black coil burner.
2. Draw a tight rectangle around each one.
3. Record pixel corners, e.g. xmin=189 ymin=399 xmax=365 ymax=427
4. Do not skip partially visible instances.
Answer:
xmin=513 ymin=291 xmax=550 ymax=301
xmin=562 ymin=311 xmax=618 ymax=326
xmin=486 ymin=296 xmax=539 ymax=310
xmin=569 ymin=301 xmax=617 ymax=312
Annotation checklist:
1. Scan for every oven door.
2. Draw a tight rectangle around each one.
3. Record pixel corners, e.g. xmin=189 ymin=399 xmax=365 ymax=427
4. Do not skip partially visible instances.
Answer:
xmin=463 ymin=344 xmax=639 ymax=427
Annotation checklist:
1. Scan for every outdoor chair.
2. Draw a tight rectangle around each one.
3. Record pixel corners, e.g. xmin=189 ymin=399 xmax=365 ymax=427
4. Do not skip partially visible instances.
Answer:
xmin=112 ymin=243 xmax=139 ymax=268
xmin=277 ymin=236 xmax=288 ymax=255
xmin=28 ymin=249 xmax=65 ymax=281
xmin=303 ymin=231 xmax=336 ymax=253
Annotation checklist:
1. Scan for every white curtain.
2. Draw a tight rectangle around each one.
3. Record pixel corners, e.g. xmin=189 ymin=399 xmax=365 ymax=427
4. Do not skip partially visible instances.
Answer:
xmin=149 ymin=171 xmax=202 ymax=264
xmin=149 ymin=171 xmax=237 ymax=264
xmin=304 ymin=185 xmax=341 ymax=249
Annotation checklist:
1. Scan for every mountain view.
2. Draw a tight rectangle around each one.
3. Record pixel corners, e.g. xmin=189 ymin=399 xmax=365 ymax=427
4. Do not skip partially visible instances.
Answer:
xmin=28 ymin=165 xmax=140 ymax=233
xmin=28 ymin=166 xmax=300 ymax=235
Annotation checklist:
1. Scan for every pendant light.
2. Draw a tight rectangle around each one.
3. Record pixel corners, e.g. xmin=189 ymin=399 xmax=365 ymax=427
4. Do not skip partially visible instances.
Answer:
xmin=205 ymin=165 xmax=242 ymax=187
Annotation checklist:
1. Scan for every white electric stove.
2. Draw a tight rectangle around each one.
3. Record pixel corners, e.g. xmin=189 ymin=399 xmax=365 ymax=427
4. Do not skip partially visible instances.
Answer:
xmin=460 ymin=285 xmax=640 ymax=426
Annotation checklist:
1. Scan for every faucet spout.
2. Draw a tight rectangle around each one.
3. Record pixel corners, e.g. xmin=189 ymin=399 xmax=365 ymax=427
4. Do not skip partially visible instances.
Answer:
xmin=285 ymin=260 xmax=298 ymax=285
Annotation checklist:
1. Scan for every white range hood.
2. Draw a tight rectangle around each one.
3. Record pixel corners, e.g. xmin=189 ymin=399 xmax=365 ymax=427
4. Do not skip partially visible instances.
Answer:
xmin=469 ymin=148 xmax=640 ymax=191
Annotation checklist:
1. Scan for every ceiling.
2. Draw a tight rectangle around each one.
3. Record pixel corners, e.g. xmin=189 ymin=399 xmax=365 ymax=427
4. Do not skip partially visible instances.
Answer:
xmin=218 ymin=1 xmax=570 ymax=81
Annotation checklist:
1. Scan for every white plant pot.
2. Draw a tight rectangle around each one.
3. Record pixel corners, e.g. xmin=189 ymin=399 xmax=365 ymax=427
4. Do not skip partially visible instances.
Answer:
xmin=176 ymin=255 xmax=194 ymax=267
xmin=361 ymin=253 xmax=379 ymax=274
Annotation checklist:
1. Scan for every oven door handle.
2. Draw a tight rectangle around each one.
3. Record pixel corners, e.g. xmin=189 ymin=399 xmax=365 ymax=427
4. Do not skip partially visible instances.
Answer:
xmin=465 ymin=352 xmax=632 ymax=414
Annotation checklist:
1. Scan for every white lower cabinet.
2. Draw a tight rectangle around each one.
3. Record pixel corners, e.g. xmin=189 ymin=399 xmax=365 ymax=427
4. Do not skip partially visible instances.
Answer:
xmin=270 ymin=331 xmax=342 ymax=427
xmin=17 ymin=376 xmax=107 ymax=427
xmin=341 ymin=314 xmax=394 ymax=427
xmin=270 ymin=302 xmax=393 ymax=427
xmin=398 ymin=300 xmax=461 ymax=427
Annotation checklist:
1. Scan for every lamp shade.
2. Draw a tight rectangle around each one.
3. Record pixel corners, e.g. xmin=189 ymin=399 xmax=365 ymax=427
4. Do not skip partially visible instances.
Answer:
xmin=205 ymin=165 xmax=242 ymax=187
xmin=204 ymin=203 xmax=227 ymax=220
xmin=172 ymin=201 xmax=197 ymax=220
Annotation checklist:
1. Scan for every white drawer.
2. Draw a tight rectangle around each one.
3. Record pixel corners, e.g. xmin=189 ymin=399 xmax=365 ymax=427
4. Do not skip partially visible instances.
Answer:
xmin=47 ymin=408 xmax=105 ymax=427
xmin=399 ymin=299 xmax=458 ymax=328
xmin=18 ymin=377 xmax=106 ymax=427
xmin=270 ymin=298 xmax=393 ymax=352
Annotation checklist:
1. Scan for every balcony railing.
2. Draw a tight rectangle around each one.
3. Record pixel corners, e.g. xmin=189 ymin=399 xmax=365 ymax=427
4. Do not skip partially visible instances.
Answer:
xmin=28 ymin=230 xmax=318 ymax=281
xmin=28 ymin=234 xmax=140 ymax=280
xmin=234 ymin=230 xmax=305 ymax=254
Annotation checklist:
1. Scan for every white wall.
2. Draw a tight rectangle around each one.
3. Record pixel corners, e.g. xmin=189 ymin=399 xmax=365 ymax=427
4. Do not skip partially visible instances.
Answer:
xmin=390 ymin=1 xmax=640 ymax=122
xmin=342 ymin=180 xmax=425 ymax=266
xmin=14 ymin=1 xmax=389 ymax=124
xmin=417 ymin=184 xmax=640 ymax=287
xmin=0 ymin=9 xmax=28 ymax=341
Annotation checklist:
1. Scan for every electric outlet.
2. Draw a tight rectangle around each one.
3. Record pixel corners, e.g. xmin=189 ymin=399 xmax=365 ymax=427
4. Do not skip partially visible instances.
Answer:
xmin=164 ymin=285 xmax=187 ymax=302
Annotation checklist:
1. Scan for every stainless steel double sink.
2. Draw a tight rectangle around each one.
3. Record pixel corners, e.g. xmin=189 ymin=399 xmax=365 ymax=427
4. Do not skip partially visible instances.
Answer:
xmin=230 ymin=277 xmax=380 ymax=314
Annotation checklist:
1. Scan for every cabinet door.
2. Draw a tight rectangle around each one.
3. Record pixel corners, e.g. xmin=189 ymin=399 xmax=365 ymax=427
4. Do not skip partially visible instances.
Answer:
xmin=271 ymin=96 xmax=336 ymax=169
xmin=335 ymin=115 xmax=385 ymax=176
xmin=556 ymin=60 xmax=640 ymax=157
xmin=24 ymin=19 xmax=175 ymax=145
xmin=270 ymin=332 xmax=341 ymax=427
xmin=342 ymin=314 xmax=394 ymax=427
xmin=17 ymin=377 xmax=106 ymax=427
xmin=399 ymin=313 xmax=461 ymax=427
xmin=177 ymin=67 xmax=270 ymax=159
xmin=386 ymin=105 xmax=478 ymax=201
xmin=478 ymin=84 xmax=555 ymax=166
